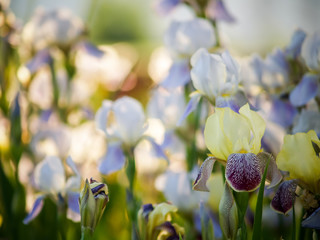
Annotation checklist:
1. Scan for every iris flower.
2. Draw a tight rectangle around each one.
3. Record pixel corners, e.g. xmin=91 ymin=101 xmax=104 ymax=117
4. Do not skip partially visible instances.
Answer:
xmin=193 ymin=104 xmax=281 ymax=192
xmin=271 ymin=130 xmax=320 ymax=218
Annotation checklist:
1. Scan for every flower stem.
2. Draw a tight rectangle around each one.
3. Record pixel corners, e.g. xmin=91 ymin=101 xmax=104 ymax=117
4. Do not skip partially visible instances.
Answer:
xmin=81 ymin=227 xmax=93 ymax=240
xmin=125 ymin=148 xmax=140 ymax=240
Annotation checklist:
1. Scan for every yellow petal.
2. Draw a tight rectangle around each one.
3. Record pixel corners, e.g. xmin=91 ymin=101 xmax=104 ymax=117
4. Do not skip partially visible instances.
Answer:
xmin=277 ymin=130 xmax=320 ymax=193
xmin=239 ymin=104 xmax=266 ymax=154
xmin=204 ymin=107 xmax=250 ymax=160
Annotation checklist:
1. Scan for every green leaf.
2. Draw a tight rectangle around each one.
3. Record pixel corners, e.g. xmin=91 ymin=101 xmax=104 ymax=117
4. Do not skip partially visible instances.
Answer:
xmin=251 ymin=156 xmax=270 ymax=240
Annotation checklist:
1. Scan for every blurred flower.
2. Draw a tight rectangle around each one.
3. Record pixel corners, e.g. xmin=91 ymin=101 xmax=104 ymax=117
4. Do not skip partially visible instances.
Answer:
xmin=193 ymin=104 xmax=281 ymax=192
xmin=276 ymin=130 xmax=320 ymax=193
xmin=155 ymin=169 xmax=209 ymax=212
xmin=79 ymin=178 xmax=109 ymax=235
xmin=153 ymin=0 xmax=182 ymax=15
xmin=96 ymin=96 xmax=146 ymax=147
xmin=75 ymin=43 xmax=138 ymax=92
xmin=289 ymin=73 xmax=319 ymax=107
xmin=284 ymin=29 xmax=306 ymax=59
xmin=190 ymin=48 xmax=240 ymax=104
xmin=301 ymin=30 xmax=320 ymax=71
xmin=96 ymin=97 xmax=167 ymax=175
xmin=23 ymin=156 xmax=81 ymax=224
xmin=206 ymin=0 xmax=235 ymax=23
xmin=148 ymin=47 xmax=173 ymax=84
xmin=164 ymin=17 xmax=216 ymax=57
xmin=22 ymin=8 xmax=84 ymax=51
xmin=138 ymin=203 xmax=184 ymax=240
xmin=292 ymin=109 xmax=320 ymax=135
xmin=147 ymin=87 xmax=186 ymax=130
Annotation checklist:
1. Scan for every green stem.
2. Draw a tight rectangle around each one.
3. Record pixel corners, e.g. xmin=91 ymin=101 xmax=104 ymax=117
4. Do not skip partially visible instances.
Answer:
xmin=292 ymin=202 xmax=296 ymax=240
xmin=187 ymin=97 xmax=203 ymax=171
xmin=211 ymin=20 xmax=221 ymax=48
xmin=125 ymin=148 xmax=140 ymax=240
xmin=251 ymin=158 xmax=270 ymax=240
xmin=81 ymin=227 xmax=94 ymax=240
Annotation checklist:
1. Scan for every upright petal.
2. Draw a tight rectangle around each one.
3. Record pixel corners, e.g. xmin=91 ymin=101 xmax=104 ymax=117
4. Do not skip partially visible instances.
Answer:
xmin=34 ymin=156 xmax=66 ymax=194
xmin=276 ymin=131 xmax=320 ymax=193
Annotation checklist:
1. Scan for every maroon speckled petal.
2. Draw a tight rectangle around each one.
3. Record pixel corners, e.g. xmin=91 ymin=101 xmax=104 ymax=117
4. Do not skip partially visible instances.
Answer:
xmin=271 ymin=180 xmax=297 ymax=215
xmin=257 ymin=152 xmax=282 ymax=189
xmin=193 ymin=157 xmax=216 ymax=192
xmin=226 ymin=153 xmax=261 ymax=192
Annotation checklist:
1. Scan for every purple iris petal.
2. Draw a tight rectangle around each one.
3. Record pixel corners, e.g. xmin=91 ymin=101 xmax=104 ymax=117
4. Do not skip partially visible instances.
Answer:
xmin=98 ymin=143 xmax=126 ymax=175
xmin=285 ymin=29 xmax=306 ymax=59
xmin=23 ymin=195 xmax=45 ymax=224
xmin=40 ymin=109 xmax=53 ymax=122
xmin=177 ymin=92 xmax=201 ymax=126
xmin=289 ymin=74 xmax=319 ymax=107
xmin=67 ymin=191 xmax=80 ymax=214
xmin=226 ymin=153 xmax=261 ymax=192
xmin=271 ymin=180 xmax=297 ymax=215
xmin=146 ymin=136 xmax=169 ymax=162
xmin=77 ymin=41 xmax=105 ymax=58
xmin=154 ymin=0 xmax=181 ymax=15
xmin=301 ymin=207 xmax=320 ymax=229
xmin=268 ymin=98 xmax=297 ymax=128
xmin=215 ymin=96 xmax=240 ymax=113
xmin=160 ymin=60 xmax=190 ymax=89
xmin=26 ymin=49 xmax=52 ymax=73
xmin=206 ymin=0 xmax=235 ymax=23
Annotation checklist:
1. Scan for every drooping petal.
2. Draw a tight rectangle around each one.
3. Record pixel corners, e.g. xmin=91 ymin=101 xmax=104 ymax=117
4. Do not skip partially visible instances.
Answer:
xmin=301 ymin=207 xmax=320 ymax=230
xmin=160 ymin=60 xmax=190 ymax=89
xmin=77 ymin=41 xmax=105 ymax=58
xmin=177 ymin=92 xmax=201 ymax=126
xmin=215 ymin=95 xmax=240 ymax=113
xmin=276 ymin=130 xmax=320 ymax=193
xmin=98 ymin=143 xmax=126 ymax=175
xmin=267 ymin=98 xmax=297 ymax=128
xmin=67 ymin=191 xmax=80 ymax=222
xmin=206 ymin=0 xmax=235 ymax=23
xmin=25 ymin=49 xmax=52 ymax=73
xmin=193 ymin=157 xmax=216 ymax=192
xmin=226 ymin=153 xmax=261 ymax=192
xmin=271 ymin=180 xmax=297 ymax=215
xmin=289 ymin=74 xmax=319 ymax=107
xmin=23 ymin=195 xmax=45 ymax=224
xmin=33 ymin=156 xmax=66 ymax=194
xmin=153 ymin=0 xmax=181 ymax=15
xmin=145 ymin=136 xmax=169 ymax=163
xmin=257 ymin=152 xmax=282 ymax=189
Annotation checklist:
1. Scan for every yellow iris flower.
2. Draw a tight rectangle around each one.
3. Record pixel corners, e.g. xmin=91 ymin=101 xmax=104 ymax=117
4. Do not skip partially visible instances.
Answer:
xmin=204 ymin=103 xmax=265 ymax=160
xmin=277 ymin=130 xmax=320 ymax=193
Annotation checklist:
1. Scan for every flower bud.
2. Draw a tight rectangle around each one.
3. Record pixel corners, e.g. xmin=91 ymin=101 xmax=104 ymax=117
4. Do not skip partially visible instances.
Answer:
xmin=219 ymin=183 xmax=238 ymax=240
xmin=79 ymin=178 xmax=109 ymax=234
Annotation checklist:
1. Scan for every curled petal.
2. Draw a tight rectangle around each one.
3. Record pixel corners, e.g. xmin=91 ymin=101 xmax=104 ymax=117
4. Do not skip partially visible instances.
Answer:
xmin=289 ymin=74 xmax=319 ymax=107
xmin=226 ymin=153 xmax=261 ymax=192
xmin=193 ymin=157 xmax=216 ymax=192
xmin=257 ymin=152 xmax=282 ymax=189
xmin=271 ymin=180 xmax=297 ymax=215
xmin=23 ymin=196 xmax=45 ymax=224
xmin=98 ymin=143 xmax=126 ymax=175
xmin=301 ymin=207 xmax=320 ymax=230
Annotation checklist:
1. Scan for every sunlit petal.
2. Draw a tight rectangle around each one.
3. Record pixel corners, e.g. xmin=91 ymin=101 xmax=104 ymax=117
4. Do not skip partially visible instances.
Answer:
xmin=23 ymin=196 xmax=45 ymax=224
xmin=98 ymin=143 xmax=126 ymax=175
